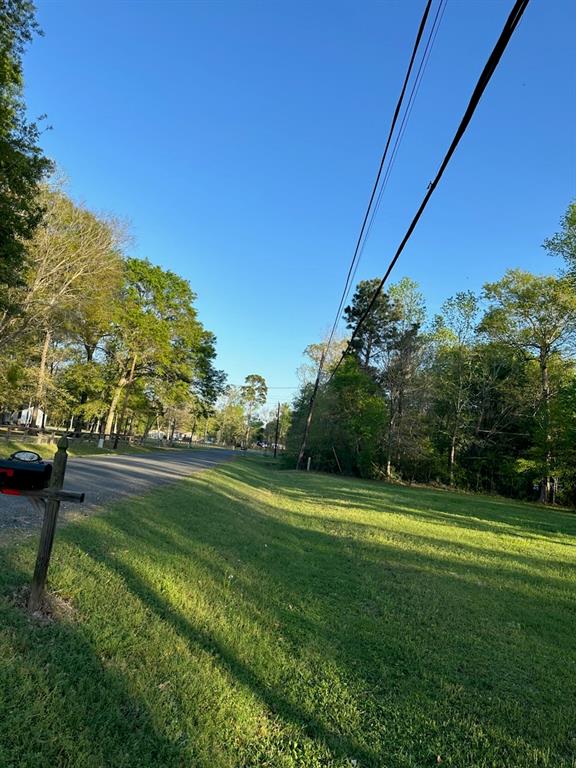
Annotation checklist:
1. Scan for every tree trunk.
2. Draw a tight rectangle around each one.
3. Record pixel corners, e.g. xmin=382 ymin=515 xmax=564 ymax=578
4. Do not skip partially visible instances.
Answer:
xmin=386 ymin=437 xmax=393 ymax=479
xmin=449 ymin=434 xmax=456 ymax=486
xmin=244 ymin=405 xmax=253 ymax=447
xmin=364 ymin=340 xmax=372 ymax=369
xmin=140 ymin=414 xmax=155 ymax=444
xmin=104 ymin=377 xmax=126 ymax=437
xmin=72 ymin=391 xmax=88 ymax=435
xmin=113 ymin=355 xmax=138 ymax=449
xmin=31 ymin=329 xmax=51 ymax=428
xmin=395 ymin=407 xmax=403 ymax=468
xmin=386 ymin=399 xmax=396 ymax=479
xmin=539 ymin=350 xmax=552 ymax=504
xmin=72 ymin=345 xmax=96 ymax=435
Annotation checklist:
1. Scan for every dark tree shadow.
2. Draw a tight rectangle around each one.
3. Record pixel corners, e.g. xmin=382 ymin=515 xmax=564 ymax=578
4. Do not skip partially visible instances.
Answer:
xmin=57 ymin=462 xmax=576 ymax=766
xmin=0 ymin=550 xmax=186 ymax=768
xmin=2 ymin=454 xmax=574 ymax=767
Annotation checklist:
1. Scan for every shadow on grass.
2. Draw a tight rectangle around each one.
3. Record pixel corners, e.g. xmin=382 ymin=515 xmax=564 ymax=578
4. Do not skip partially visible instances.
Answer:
xmin=0 ymin=551 xmax=183 ymax=768
xmin=60 ymin=513 xmax=380 ymax=764
xmin=63 ymin=461 xmax=576 ymax=764
xmin=225 ymin=458 xmax=576 ymax=540
xmin=2 ymin=455 xmax=574 ymax=766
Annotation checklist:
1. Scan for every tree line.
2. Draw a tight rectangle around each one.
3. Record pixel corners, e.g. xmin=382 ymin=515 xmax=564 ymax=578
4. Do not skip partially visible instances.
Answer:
xmin=1 ymin=4 xmax=280 ymax=447
xmin=286 ymin=202 xmax=576 ymax=505
xmin=0 ymin=181 xmax=283 ymax=444
xmin=0 ymin=182 xmax=229 ymax=441
xmin=203 ymin=377 xmax=291 ymax=449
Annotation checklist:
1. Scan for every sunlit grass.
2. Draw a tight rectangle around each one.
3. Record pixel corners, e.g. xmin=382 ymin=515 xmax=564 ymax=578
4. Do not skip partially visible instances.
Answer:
xmin=0 ymin=457 xmax=574 ymax=767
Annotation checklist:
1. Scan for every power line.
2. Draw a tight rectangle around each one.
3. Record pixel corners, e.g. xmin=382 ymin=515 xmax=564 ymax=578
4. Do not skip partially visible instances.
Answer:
xmin=357 ymin=0 xmax=448 ymax=281
xmin=324 ymin=0 xmax=434 ymax=353
xmin=329 ymin=0 xmax=529 ymax=381
xmin=346 ymin=0 xmax=448 ymax=304
xmin=296 ymin=0 xmax=438 ymax=470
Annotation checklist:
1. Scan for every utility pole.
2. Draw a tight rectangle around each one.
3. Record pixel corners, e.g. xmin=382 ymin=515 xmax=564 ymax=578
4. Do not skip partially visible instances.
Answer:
xmin=296 ymin=348 xmax=326 ymax=470
xmin=273 ymin=402 xmax=280 ymax=458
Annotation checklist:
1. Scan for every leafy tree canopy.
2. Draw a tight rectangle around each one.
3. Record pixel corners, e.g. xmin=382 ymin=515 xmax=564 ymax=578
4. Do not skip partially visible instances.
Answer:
xmin=0 ymin=0 xmax=52 ymax=299
xmin=544 ymin=201 xmax=576 ymax=276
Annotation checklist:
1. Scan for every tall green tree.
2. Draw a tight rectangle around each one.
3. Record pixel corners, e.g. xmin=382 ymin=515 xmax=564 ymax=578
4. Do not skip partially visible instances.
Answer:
xmin=0 ymin=0 xmax=52 ymax=301
xmin=382 ymin=278 xmax=426 ymax=478
xmin=287 ymin=357 xmax=387 ymax=476
xmin=431 ymin=291 xmax=481 ymax=484
xmin=544 ymin=201 xmax=576 ymax=276
xmin=102 ymin=258 xmax=223 ymax=438
xmin=297 ymin=338 xmax=347 ymax=385
xmin=481 ymin=270 xmax=576 ymax=502
xmin=344 ymin=279 xmax=400 ymax=369
xmin=5 ymin=188 xmax=125 ymax=426
xmin=550 ymin=375 xmax=576 ymax=503
xmin=240 ymin=374 xmax=267 ymax=445
xmin=213 ymin=387 xmax=246 ymax=445
xmin=0 ymin=187 xmax=124 ymax=347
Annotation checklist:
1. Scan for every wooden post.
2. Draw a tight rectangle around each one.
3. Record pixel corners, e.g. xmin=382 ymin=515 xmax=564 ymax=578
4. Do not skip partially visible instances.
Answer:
xmin=28 ymin=436 xmax=68 ymax=612
xmin=273 ymin=402 xmax=280 ymax=458
xmin=332 ymin=446 xmax=343 ymax=473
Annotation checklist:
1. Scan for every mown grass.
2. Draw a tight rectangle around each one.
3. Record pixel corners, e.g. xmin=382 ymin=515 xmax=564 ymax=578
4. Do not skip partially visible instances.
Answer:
xmin=0 ymin=457 xmax=574 ymax=767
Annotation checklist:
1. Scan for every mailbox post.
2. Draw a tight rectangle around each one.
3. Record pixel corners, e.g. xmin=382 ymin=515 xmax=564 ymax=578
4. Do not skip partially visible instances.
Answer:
xmin=0 ymin=437 xmax=85 ymax=613
xmin=29 ymin=436 xmax=69 ymax=612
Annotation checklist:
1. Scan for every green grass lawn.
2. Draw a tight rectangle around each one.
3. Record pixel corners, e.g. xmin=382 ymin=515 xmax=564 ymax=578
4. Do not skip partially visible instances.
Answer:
xmin=0 ymin=458 xmax=574 ymax=767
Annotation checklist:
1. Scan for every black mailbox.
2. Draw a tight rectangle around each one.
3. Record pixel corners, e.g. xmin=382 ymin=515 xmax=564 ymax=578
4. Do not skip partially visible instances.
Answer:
xmin=0 ymin=453 xmax=52 ymax=493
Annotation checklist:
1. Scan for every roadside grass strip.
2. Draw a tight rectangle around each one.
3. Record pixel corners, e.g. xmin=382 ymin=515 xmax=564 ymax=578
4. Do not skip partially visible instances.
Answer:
xmin=0 ymin=438 xmax=213 ymax=461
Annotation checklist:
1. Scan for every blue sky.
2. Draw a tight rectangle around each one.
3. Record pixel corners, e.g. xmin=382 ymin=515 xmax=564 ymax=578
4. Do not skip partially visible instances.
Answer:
xmin=24 ymin=0 xmax=575 ymax=403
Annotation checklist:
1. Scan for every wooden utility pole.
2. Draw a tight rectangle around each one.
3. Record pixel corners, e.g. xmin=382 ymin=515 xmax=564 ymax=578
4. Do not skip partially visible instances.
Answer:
xmin=296 ymin=349 xmax=326 ymax=469
xmin=273 ymin=402 xmax=280 ymax=458
xmin=29 ymin=437 xmax=68 ymax=612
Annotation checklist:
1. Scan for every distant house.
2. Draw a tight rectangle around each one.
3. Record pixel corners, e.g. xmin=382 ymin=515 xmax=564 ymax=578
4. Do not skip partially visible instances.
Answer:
xmin=11 ymin=407 xmax=45 ymax=428
xmin=147 ymin=429 xmax=167 ymax=440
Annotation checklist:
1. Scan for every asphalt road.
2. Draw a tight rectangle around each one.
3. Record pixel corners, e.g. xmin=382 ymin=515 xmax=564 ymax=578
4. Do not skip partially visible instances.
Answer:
xmin=0 ymin=448 xmax=236 ymax=540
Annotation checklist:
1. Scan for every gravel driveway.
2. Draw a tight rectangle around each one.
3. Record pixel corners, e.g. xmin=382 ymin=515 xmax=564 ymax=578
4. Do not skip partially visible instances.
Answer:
xmin=0 ymin=448 xmax=236 ymax=540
